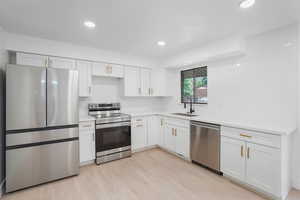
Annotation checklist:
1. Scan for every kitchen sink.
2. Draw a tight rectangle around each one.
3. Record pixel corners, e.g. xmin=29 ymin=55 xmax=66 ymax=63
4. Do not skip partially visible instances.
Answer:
xmin=171 ymin=113 xmax=198 ymax=117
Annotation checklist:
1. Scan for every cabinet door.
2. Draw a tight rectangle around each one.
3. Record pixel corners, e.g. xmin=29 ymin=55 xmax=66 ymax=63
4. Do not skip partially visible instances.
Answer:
xmin=221 ymin=136 xmax=246 ymax=181
xmin=175 ymin=126 xmax=190 ymax=158
xmin=124 ymin=66 xmax=140 ymax=96
xmin=164 ymin=123 xmax=176 ymax=152
xmin=140 ymin=68 xmax=151 ymax=96
xmin=16 ymin=52 xmax=48 ymax=67
xmin=147 ymin=116 xmax=159 ymax=146
xmin=111 ymin=64 xmax=124 ymax=78
xmin=48 ymin=57 xmax=76 ymax=70
xmin=79 ymin=122 xmax=95 ymax=163
xmin=245 ymin=143 xmax=280 ymax=196
xmin=92 ymin=62 xmax=109 ymax=76
xmin=151 ymin=68 xmax=167 ymax=96
xmin=131 ymin=117 xmax=147 ymax=150
xmin=77 ymin=61 xmax=92 ymax=97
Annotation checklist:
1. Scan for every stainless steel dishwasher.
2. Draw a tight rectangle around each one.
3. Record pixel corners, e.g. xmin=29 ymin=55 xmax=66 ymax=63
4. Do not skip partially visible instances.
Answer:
xmin=190 ymin=121 xmax=221 ymax=174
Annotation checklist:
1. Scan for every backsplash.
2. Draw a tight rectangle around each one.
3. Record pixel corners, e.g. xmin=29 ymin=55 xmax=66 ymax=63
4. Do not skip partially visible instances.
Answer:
xmin=79 ymin=76 xmax=168 ymax=117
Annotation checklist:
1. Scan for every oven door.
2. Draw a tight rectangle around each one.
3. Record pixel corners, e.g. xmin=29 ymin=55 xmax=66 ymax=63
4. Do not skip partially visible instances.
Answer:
xmin=95 ymin=121 xmax=131 ymax=155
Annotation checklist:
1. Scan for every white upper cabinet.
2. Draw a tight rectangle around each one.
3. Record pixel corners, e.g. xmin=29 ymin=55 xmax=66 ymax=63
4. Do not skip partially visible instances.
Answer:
xmin=16 ymin=52 xmax=48 ymax=67
xmin=48 ymin=57 xmax=76 ymax=70
xmin=77 ymin=61 xmax=92 ymax=97
xmin=92 ymin=62 xmax=124 ymax=78
xmin=151 ymin=68 xmax=169 ymax=96
xmin=140 ymin=68 xmax=151 ymax=96
xmin=124 ymin=66 xmax=141 ymax=96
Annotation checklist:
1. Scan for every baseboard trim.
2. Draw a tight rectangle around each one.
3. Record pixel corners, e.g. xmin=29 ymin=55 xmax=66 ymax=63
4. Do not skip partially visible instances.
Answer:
xmin=132 ymin=145 xmax=157 ymax=153
xmin=223 ymin=175 xmax=282 ymax=200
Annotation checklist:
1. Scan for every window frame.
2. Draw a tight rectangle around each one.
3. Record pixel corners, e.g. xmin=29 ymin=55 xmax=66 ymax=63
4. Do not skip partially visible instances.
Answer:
xmin=181 ymin=66 xmax=208 ymax=104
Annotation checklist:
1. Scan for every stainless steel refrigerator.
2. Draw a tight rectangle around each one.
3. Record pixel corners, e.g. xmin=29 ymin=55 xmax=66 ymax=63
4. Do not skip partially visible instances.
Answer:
xmin=5 ymin=64 xmax=79 ymax=192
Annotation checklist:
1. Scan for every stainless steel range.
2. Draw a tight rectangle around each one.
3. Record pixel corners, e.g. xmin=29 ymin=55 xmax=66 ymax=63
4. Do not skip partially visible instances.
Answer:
xmin=88 ymin=103 xmax=131 ymax=165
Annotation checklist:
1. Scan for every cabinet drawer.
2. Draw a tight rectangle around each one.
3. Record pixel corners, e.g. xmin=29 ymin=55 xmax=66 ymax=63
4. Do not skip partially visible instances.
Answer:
xmin=131 ymin=117 xmax=146 ymax=125
xmin=221 ymin=126 xmax=281 ymax=148
xmin=164 ymin=117 xmax=189 ymax=128
xmin=79 ymin=121 xmax=95 ymax=132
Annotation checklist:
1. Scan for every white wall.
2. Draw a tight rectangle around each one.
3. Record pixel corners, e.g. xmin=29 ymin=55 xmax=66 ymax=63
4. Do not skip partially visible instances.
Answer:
xmin=293 ymin=24 xmax=300 ymax=190
xmin=161 ymin=36 xmax=246 ymax=68
xmin=79 ymin=77 xmax=165 ymax=117
xmin=163 ymin=24 xmax=298 ymax=140
xmin=4 ymin=32 xmax=158 ymax=68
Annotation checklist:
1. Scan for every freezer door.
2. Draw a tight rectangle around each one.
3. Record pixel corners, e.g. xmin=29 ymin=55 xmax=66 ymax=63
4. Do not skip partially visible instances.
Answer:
xmin=6 ymin=64 xmax=46 ymax=131
xmin=47 ymin=68 xmax=78 ymax=126
xmin=6 ymin=139 xmax=79 ymax=192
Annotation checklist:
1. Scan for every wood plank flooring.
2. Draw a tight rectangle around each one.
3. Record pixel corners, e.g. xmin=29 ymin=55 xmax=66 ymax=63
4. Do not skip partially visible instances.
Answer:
xmin=2 ymin=148 xmax=300 ymax=200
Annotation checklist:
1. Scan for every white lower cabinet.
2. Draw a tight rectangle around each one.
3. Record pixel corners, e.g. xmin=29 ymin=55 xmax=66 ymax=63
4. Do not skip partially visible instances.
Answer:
xmin=147 ymin=116 xmax=160 ymax=146
xmin=161 ymin=117 xmax=190 ymax=159
xmin=221 ymin=136 xmax=246 ymax=181
xmin=164 ymin=123 xmax=176 ymax=151
xmin=245 ymin=143 xmax=280 ymax=196
xmin=175 ymin=126 xmax=190 ymax=158
xmin=131 ymin=117 xmax=148 ymax=151
xmin=221 ymin=126 xmax=290 ymax=199
xmin=79 ymin=121 xmax=95 ymax=164
xmin=131 ymin=115 xmax=189 ymax=160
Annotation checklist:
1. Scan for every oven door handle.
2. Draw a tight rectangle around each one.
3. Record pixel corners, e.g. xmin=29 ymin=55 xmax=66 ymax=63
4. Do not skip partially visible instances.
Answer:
xmin=96 ymin=122 xmax=131 ymax=129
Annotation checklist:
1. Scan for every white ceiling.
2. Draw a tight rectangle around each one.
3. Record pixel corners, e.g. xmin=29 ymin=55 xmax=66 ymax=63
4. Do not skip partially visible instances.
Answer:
xmin=0 ymin=0 xmax=299 ymax=62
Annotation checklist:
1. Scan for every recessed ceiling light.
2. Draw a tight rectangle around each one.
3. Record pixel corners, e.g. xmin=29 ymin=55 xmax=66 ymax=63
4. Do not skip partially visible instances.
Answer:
xmin=84 ymin=21 xmax=96 ymax=29
xmin=157 ymin=41 xmax=166 ymax=46
xmin=239 ymin=0 xmax=255 ymax=9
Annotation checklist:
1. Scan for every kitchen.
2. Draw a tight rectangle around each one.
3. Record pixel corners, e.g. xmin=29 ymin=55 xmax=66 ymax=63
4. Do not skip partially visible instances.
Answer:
xmin=0 ymin=0 xmax=300 ymax=200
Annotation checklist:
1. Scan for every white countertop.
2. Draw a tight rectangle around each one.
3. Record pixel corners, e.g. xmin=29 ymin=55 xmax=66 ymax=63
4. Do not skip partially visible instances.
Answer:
xmin=126 ymin=112 xmax=296 ymax=136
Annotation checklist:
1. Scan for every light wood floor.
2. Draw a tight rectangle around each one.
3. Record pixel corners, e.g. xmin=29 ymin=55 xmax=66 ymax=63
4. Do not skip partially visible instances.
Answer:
xmin=2 ymin=148 xmax=300 ymax=200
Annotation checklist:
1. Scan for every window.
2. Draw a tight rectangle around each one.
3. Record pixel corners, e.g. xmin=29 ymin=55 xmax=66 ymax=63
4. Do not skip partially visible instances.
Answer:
xmin=181 ymin=66 xmax=207 ymax=104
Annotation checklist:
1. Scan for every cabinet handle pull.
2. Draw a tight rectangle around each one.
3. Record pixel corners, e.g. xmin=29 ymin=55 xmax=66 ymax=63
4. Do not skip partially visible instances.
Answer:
xmin=148 ymin=88 xmax=151 ymax=96
xmin=175 ymin=129 xmax=177 ymax=136
xmin=240 ymin=134 xmax=252 ymax=138
xmin=92 ymin=133 xmax=95 ymax=141
xmin=136 ymin=119 xmax=143 ymax=122
xmin=172 ymin=128 xmax=174 ymax=136
xmin=136 ymin=124 xmax=143 ymax=127
xmin=247 ymin=147 xmax=250 ymax=159
xmin=241 ymin=145 xmax=244 ymax=157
